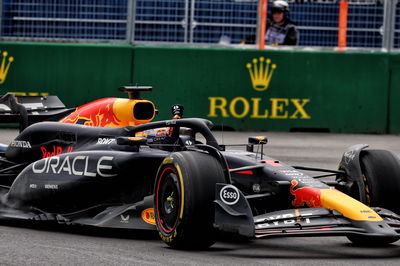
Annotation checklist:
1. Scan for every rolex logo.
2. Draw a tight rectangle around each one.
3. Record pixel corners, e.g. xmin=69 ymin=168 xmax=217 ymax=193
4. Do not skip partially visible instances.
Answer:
xmin=0 ymin=51 xmax=14 ymax=84
xmin=246 ymin=57 xmax=277 ymax=91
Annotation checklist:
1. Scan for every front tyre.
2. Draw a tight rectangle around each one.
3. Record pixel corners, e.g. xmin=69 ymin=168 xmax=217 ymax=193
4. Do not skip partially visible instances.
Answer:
xmin=346 ymin=150 xmax=400 ymax=245
xmin=154 ymin=151 xmax=226 ymax=250
xmin=360 ymin=150 xmax=400 ymax=214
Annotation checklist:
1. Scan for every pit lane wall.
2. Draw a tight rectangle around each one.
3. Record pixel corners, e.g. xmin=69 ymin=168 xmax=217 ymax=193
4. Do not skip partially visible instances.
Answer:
xmin=0 ymin=42 xmax=398 ymax=133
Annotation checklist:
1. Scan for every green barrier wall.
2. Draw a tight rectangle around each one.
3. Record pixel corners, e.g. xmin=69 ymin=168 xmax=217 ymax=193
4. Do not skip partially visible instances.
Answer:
xmin=0 ymin=42 xmax=398 ymax=133
xmin=389 ymin=54 xmax=400 ymax=134
xmin=0 ymin=42 xmax=133 ymax=107
xmin=133 ymin=47 xmax=390 ymax=133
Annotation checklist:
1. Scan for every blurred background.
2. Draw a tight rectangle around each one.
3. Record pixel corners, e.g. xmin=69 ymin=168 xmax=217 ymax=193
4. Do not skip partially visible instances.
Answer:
xmin=0 ymin=0 xmax=399 ymax=134
xmin=0 ymin=0 xmax=398 ymax=49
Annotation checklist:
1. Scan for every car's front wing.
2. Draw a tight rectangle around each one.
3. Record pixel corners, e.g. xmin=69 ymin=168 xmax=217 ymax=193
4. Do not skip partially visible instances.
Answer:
xmin=214 ymin=183 xmax=400 ymax=240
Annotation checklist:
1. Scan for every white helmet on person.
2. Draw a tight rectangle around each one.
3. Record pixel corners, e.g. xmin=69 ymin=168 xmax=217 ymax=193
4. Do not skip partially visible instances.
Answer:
xmin=271 ymin=0 xmax=289 ymax=13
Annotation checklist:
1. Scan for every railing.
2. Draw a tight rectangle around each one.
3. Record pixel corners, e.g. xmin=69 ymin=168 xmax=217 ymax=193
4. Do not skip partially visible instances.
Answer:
xmin=0 ymin=0 xmax=129 ymax=42
xmin=0 ymin=0 xmax=399 ymax=50
xmin=394 ymin=1 xmax=400 ymax=49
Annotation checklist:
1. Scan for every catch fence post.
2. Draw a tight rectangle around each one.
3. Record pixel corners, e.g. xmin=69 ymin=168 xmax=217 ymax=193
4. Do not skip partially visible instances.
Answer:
xmin=258 ymin=0 xmax=268 ymax=50
xmin=337 ymin=0 xmax=348 ymax=50
xmin=382 ymin=0 xmax=397 ymax=52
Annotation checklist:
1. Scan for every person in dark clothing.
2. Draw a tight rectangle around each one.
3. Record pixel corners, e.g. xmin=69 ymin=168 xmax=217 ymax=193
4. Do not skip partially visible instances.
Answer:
xmin=266 ymin=0 xmax=298 ymax=46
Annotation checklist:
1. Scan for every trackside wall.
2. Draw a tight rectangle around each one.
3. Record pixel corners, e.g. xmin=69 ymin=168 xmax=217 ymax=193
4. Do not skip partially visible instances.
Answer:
xmin=389 ymin=54 xmax=400 ymax=134
xmin=133 ymin=47 xmax=391 ymax=133
xmin=0 ymin=42 xmax=397 ymax=133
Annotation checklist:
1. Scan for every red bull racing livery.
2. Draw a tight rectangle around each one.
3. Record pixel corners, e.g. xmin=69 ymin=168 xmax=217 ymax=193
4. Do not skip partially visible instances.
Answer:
xmin=61 ymin=97 xmax=155 ymax=127
xmin=0 ymin=86 xmax=399 ymax=250
xmin=290 ymin=180 xmax=325 ymax=208
xmin=60 ymin=98 xmax=123 ymax=127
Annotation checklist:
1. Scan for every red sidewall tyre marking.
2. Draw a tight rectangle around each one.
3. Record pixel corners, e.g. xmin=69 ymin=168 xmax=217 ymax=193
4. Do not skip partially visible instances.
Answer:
xmin=156 ymin=167 xmax=180 ymax=234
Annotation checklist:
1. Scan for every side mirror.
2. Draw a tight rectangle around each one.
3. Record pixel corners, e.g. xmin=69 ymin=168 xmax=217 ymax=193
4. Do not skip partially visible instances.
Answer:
xmin=247 ymin=136 xmax=268 ymax=152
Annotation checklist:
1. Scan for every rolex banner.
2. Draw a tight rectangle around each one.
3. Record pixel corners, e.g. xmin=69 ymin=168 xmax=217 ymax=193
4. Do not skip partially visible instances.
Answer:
xmin=0 ymin=51 xmax=14 ymax=85
xmin=133 ymin=47 xmax=392 ymax=133
xmin=0 ymin=42 xmax=398 ymax=133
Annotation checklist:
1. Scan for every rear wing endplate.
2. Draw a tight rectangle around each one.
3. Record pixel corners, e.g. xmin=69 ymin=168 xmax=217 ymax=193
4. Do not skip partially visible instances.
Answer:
xmin=0 ymin=93 xmax=73 ymax=131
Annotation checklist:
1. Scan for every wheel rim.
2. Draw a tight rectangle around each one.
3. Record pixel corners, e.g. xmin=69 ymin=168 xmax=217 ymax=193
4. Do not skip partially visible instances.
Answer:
xmin=156 ymin=167 xmax=181 ymax=233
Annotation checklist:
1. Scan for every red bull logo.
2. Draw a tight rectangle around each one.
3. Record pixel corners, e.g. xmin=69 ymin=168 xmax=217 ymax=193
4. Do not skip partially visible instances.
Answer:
xmin=289 ymin=181 xmax=382 ymax=222
xmin=41 ymin=145 xmax=74 ymax=158
xmin=61 ymin=98 xmax=122 ymax=127
xmin=290 ymin=180 xmax=323 ymax=208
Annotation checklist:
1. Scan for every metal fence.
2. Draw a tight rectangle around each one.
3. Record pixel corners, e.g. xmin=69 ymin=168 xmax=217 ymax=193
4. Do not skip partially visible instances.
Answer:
xmin=395 ymin=1 xmax=400 ymax=49
xmin=130 ymin=0 xmax=258 ymax=45
xmin=0 ymin=0 xmax=129 ymax=41
xmin=0 ymin=0 xmax=399 ymax=50
xmin=290 ymin=0 xmax=386 ymax=48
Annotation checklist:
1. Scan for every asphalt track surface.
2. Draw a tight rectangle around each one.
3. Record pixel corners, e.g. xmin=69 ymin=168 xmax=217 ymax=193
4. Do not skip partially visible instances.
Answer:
xmin=0 ymin=128 xmax=400 ymax=266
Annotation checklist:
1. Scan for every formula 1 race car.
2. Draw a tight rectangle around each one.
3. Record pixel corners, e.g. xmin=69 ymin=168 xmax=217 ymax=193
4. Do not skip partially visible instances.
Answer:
xmin=0 ymin=87 xmax=399 ymax=249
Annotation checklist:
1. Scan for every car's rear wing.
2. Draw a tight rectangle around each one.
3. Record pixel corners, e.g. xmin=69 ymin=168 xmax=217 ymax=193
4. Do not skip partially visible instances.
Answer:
xmin=0 ymin=93 xmax=73 ymax=130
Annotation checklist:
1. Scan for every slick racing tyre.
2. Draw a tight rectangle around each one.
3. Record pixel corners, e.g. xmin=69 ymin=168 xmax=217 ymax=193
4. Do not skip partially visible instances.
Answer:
xmin=359 ymin=150 xmax=400 ymax=215
xmin=346 ymin=150 xmax=400 ymax=246
xmin=154 ymin=151 xmax=226 ymax=250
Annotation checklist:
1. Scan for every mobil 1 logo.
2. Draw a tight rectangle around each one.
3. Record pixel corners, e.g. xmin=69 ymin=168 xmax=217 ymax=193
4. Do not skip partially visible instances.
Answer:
xmin=220 ymin=185 xmax=240 ymax=205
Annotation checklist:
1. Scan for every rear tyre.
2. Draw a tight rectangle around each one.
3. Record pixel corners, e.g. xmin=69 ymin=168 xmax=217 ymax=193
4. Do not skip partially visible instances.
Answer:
xmin=154 ymin=151 xmax=226 ymax=250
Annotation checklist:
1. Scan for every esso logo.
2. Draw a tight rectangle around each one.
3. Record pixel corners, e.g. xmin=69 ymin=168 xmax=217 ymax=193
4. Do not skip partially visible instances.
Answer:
xmin=220 ymin=185 xmax=240 ymax=205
